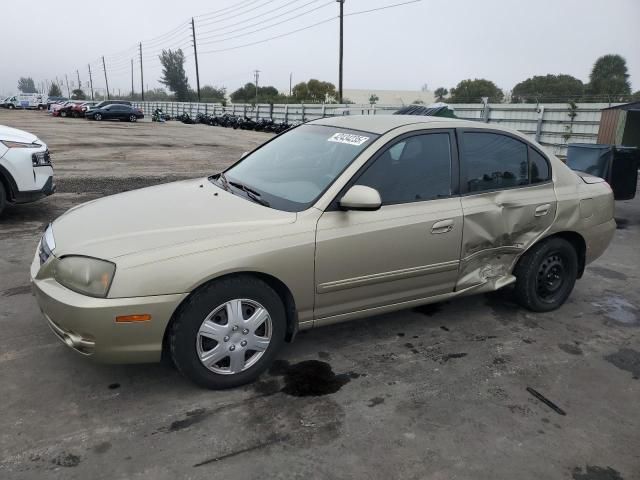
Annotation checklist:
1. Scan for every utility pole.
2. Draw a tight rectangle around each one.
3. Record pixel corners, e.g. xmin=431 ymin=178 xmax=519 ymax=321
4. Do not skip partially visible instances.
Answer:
xmin=65 ymin=74 xmax=71 ymax=98
xmin=253 ymin=69 xmax=260 ymax=104
xmin=88 ymin=64 xmax=94 ymax=100
xmin=337 ymin=0 xmax=345 ymax=103
xmin=131 ymin=58 xmax=135 ymax=97
xmin=139 ymin=43 xmax=144 ymax=101
xmin=289 ymin=72 xmax=293 ymax=97
xmin=76 ymin=70 xmax=81 ymax=92
xmin=102 ymin=56 xmax=110 ymax=99
xmin=191 ymin=18 xmax=201 ymax=102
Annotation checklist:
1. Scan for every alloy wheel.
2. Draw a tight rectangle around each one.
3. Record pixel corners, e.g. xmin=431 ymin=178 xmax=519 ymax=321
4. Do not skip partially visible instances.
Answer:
xmin=196 ymin=299 xmax=272 ymax=375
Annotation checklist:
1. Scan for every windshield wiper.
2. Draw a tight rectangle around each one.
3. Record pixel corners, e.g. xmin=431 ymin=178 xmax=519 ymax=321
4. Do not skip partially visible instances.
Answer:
xmin=217 ymin=172 xmax=231 ymax=191
xmin=228 ymin=181 xmax=271 ymax=207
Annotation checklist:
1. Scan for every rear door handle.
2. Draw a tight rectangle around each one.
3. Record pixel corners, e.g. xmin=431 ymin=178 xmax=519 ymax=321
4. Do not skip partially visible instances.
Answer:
xmin=431 ymin=219 xmax=454 ymax=234
xmin=535 ymin=204 xmax=551 ymax=217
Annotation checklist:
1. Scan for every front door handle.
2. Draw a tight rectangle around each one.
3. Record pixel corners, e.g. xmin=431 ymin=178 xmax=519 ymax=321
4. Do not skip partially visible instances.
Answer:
xmin=431 ymin=219 xmax=454 ymax=234
xmin=535 ymin=204 xmax=551 ymax=217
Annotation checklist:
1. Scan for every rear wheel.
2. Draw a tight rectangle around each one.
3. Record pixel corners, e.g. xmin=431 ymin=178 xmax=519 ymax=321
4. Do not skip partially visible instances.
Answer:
xmin=170 ymin=276 xmax=286 ymax=389
xmin=514 ymin=237 xmax=578 ymax=312
xmin=94 ymin=113 xmax=102 ymax=121
xmin=8 ymin=104 xmax=14 ymax=110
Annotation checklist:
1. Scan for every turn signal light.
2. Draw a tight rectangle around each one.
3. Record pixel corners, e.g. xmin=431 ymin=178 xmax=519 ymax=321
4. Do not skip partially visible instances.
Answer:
xmin=116 ymin=314 xmax=152 ymax=323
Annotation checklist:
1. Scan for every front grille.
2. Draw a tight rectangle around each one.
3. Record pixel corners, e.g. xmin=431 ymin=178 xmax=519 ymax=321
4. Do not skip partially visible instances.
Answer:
xmin=32 ymin=150 xmax=52 ymax=167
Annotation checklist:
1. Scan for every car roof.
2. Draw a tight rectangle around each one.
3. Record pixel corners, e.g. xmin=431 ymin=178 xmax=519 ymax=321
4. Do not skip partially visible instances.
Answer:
xmin=308 ymin=114 xmax=480 ymax=134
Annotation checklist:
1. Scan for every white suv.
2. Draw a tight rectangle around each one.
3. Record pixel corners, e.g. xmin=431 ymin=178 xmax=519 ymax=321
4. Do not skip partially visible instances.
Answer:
xmin=0 ymin=125 xmax=55 ymax=215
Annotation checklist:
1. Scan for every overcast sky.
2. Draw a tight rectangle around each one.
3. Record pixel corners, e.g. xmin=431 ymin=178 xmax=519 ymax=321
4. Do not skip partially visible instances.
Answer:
xmin=1 ymin=0 xmax=638 ymax=97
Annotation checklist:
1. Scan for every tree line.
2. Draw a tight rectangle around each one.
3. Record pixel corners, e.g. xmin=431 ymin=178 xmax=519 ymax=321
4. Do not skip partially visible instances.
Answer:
xmin=433 ymin=54 xmax=638 ymax=104
xmin=15 ymin=52 xmax=639 ymax=105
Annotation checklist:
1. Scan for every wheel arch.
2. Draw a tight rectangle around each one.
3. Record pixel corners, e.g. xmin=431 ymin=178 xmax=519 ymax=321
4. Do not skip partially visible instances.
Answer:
xmin=520 ymin=231 xmax=587 ymax=278
xmin=0 ymin=164 xmax=18 ymax=201
xmin=161 ymin=271 xmax=299 ymax=362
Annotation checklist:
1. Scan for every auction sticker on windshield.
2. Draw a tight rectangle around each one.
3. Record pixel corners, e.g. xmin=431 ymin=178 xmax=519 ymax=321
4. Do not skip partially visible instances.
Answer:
xmin=328 ymin=132 xmax=370 ymax=146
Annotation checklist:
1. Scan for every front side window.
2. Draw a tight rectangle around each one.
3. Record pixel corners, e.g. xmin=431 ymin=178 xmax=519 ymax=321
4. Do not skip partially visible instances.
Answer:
xmin=462 ymin=132 xmax=529 ymax=192
xmin=356 ymin=133 xmax=452 ymax=205
xmin=220 ymin=125 xmax=378 ymax=212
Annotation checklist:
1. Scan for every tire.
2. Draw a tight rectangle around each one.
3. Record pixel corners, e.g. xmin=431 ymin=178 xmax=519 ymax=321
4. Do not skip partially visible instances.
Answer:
xmin=60 ymin=111 xmax=67 ymax=117
xmin=513 ymin=237 xmax=578 ymax=312
xmin=0 ymin=181 xmax=6 ymax=216
xmin=72 ymin=111 xmax=79 ymax=118
xmin=170 ymin=275 xmax=286 ymax=389
xmin=129 ymin=115 xmax=137 ymax=122
xmin=94 ymin=113 xmax=102 ymax=121
xmin=8 ymin=104 xmax=14 ymax=110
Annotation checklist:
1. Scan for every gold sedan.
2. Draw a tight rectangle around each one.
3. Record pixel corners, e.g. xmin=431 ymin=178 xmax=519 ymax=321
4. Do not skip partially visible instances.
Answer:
xmin=31 ymin=115 xmax=615 ymax=388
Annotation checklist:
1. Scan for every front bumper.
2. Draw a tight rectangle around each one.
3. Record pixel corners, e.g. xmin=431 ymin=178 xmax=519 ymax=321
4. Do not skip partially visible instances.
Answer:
xmin=30 ymin=250 xmax=186 ymax=363
xmin=14 ymin=175 xmax=55 ymax=203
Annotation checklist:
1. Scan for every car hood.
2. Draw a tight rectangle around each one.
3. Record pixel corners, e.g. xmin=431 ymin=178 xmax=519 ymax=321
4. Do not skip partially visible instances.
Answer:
xmin=51 ymin=178 xmax=297 ymax=260
xmin=0 ymin=124 xmax=39 ymax=143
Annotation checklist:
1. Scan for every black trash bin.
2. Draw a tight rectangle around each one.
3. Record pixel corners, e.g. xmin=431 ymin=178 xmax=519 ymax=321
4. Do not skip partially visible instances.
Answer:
xmin=566 ymin=144 xmax=639 ymax=200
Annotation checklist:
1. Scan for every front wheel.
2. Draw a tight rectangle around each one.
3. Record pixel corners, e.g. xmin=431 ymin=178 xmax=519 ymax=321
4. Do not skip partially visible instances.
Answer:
xmin=514 ymin=237 xmax=578 ymax=312
xmin=8 ymin=104 xmax=14 ymax=110
xmin=129 ymin=115 xmax=137 ymax=122
xmin=0 ymin=181 xmax=6 ymax=216
xmin=170 ymin=276 xmax=286 ymax=389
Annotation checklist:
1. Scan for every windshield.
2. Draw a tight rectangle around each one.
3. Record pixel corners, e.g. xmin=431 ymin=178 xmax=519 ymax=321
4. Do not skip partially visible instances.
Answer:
xmin=216 ymin=124 xmax=378 ymax=212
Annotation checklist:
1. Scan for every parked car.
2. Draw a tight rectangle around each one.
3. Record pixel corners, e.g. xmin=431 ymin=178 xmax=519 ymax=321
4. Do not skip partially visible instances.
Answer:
xmin=47 ymin=97 xmax=68 ymax=109
xmin=85 ymin=104 xmax=144 ymax=122
xmin=31 ymin=116 xmax=615 ymax=389
xmin=85 ymin=100 xmax=132 ymax=114
xmin=1 ymin=93 xmax=48 ymax=110
xmin=68 ymin=101 xmax=97 ymax=118
xmin=0 ymin=125 xmax=54 ymax=216
xmin=57 ymin=101 xmax=83 ymax=118
xmin=50 ymin=101 xmax=76 ymax=116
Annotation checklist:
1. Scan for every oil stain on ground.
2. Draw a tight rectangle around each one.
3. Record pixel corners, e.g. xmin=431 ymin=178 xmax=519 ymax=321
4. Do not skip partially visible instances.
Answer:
xmin=572 ymin=465 xmax=624 ymax=480
xmin=269 ymin=360 xmax=359 ymax=397
xmin=168 ymin=408 xmax=208 ymax=432
xmin=588 ymin=266 xmax=628 ymax=281
xmin=413 ymin=302 xmax=447 ymax=316
xmin=604 ymin=348 xmax=640 ymax=379
xmin=559 ymin=343 xmax=583 ymax=355
xmin=51 ymin=452 xmax=81 ymax=467
xmin=0 ymin=285 xmax=31 ymax=297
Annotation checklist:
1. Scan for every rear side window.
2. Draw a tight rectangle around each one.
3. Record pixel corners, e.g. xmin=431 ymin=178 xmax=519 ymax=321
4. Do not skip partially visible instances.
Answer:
xmin=357 ymin=133 xmax=452 ymax=204
xmin=462 ymin=132 xmax=529 ymax=192
xmin=530 ymin=148 xmax=551 ymax=183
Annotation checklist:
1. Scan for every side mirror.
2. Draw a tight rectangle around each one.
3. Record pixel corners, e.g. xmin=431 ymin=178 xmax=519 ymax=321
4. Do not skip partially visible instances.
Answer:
xmin=339 ymin=185 xmax=382 ymax=211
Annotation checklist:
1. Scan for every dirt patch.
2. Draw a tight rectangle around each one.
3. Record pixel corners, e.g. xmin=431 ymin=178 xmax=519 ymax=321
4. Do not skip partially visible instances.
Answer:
xmin=572 ymin=465 xmax=624 ymax=480
xmin=269 ymin=360 xmax=359 ymax=397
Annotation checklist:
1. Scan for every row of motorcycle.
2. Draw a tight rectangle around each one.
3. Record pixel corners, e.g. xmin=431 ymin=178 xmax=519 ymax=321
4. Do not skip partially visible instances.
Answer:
xmin=152 ymin=108 xmax=296 ymax=133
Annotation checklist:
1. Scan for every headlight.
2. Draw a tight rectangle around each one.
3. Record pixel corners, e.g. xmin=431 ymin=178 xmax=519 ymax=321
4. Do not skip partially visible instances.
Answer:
xmin=1 ymin=140 xmax=42 ymax=148
xmin=54 ymin=256 xmax=116 ymax=298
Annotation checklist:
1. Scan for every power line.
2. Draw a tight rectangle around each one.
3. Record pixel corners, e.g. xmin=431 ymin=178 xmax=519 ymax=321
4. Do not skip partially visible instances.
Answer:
xmin=197 ymin=0 xmax=279 ymax=28
xmin=197 ymin=0 xmax=421 ymax=55
xmin=194 ymin=0 xmax=264 ymax=20
xmin=199 ymin=16 xmax=336 ymax=54
xmin=197 ymin=0 xmax=332 ymax=45
xmin=345 ymin=0 xmax=422 ymax=18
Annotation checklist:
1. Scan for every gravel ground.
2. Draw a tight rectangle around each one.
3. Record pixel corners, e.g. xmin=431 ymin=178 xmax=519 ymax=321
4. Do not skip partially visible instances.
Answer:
xmin=0 ymin=108 xmax=639 ymax=480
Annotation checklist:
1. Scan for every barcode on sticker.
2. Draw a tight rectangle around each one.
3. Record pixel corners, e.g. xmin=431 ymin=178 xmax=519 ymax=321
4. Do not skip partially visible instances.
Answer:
xmin=328 ymin=133 xmax=370 ymax=146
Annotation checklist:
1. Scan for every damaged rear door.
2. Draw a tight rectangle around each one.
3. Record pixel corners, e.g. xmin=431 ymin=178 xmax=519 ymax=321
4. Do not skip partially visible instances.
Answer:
xmin=456 ymin=129 xmax=556 ymax=290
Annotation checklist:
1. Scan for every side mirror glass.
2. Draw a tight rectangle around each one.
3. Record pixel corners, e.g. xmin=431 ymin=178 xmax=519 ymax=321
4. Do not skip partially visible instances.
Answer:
xmin=339 ymin=185 xmax=382 ymax=211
